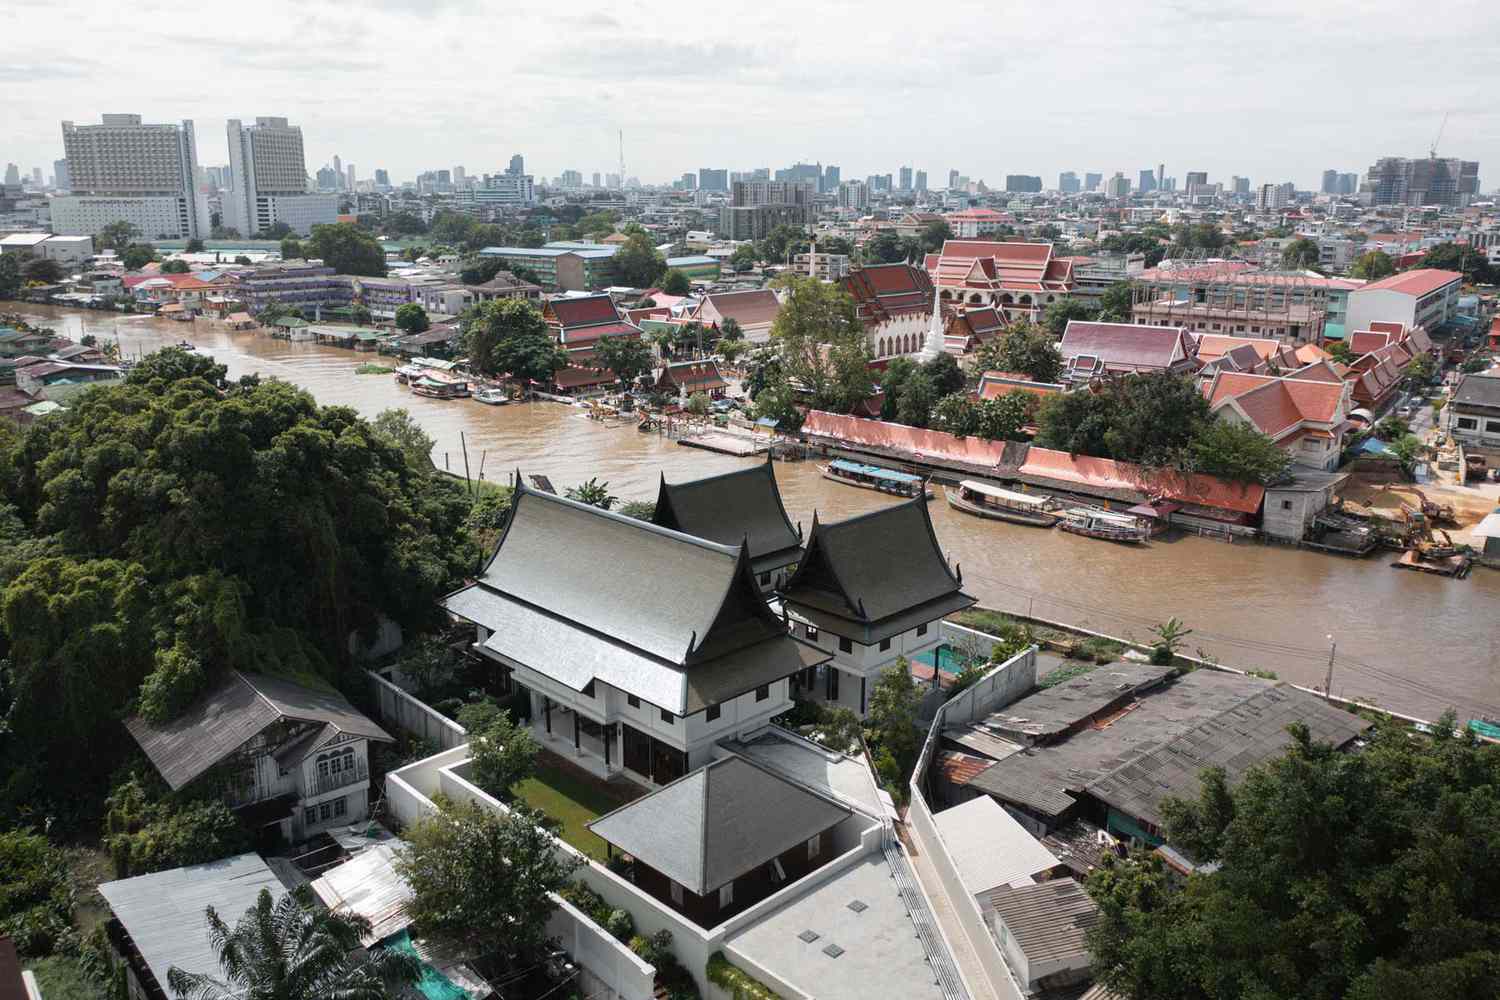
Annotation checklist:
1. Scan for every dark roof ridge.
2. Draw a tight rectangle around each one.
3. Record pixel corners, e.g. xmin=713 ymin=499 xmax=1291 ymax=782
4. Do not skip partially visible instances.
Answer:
xmin=815 ymin=497 xmax=961 ymax=587
xmin=511 ymin=472 xmax=743 ymax=557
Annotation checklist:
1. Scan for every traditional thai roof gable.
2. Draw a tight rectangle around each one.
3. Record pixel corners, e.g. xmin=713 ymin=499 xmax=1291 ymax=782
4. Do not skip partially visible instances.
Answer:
xmin=927 ymin=241 xmax=1073 ymax=294
xmin=1059 ymin=321 xmax=1196 ymax=377
xmin=841 ymin=263 xmax=934 ymax=329
xmin=943 ymin=306 xmax=1006 ymax=354
xmin=778 ymin=498 xmax=976 ymax=644
xmin=542 ymin=293 xmax=641 ymax=364
xmin=1206 ymin=371 xmax=1349 ymax=442
xmin=444 ymin=482 xmax=828 ymax=715
xmin=653 ymin=456 xmax=803 ymax=576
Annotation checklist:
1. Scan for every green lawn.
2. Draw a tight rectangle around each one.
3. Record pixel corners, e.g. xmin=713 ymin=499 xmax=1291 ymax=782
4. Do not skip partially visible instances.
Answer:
xmin=513 ymin=762 xmax=634 ymax=861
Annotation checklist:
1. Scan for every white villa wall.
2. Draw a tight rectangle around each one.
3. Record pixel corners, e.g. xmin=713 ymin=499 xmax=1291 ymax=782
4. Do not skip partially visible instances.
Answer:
xmin=366 ymin=670 xmax=468 ymax=750
xmin=547 ymin=896 xmax=657 ymax=1000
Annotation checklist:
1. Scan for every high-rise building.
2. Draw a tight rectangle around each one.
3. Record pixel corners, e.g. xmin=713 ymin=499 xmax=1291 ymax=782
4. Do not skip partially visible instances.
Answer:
xmin=605 ymin=173 xmax=621 ymax=189
xmin=914 ymin=170 xmax=927 ymax=193
xmin=1157 ymin=164 xmax=1165 ymax=190
xmin=1137 ymin=169 xmax=1157 ymax=193
xmin=374 ymin=168 xmax=390 ymax=187
xmin=838 ymin=180 xmax=869 ymax=211
xmin=30 ymin=167 xmax=42 ymax=187
xmin=680 ymin=172 xmax=697 ymax=190
xmin=1338 ymin=172 xmax=1357 ymax=195
xmin=752 ymin=167 xmax=771 ymax=181
xmin=1255 ymin=182 xmax=1291 ymax=212
xmin=508 ymin=154 xmax=524 ymax=177
xmin=899 ymin=166 xmax=913 ymax=191
xmin=1104 ymin=173 xmax=1131 ymax=198
xmin=316 ymin=166 xmax=338 ymax=191
xmin=1321 ymin=169 xmax=1339 ymax=194
xmin=53 ymin=158 xmax=70 ymax=191
xmin=592 ymin=172 xmax=601 ymax=188
xmin=947 ymin=169 xmax=960 ymax=189
xmin=54 ymin=114 xmax=206 ymax=239
xmin=1084 ymin=172 xmax=1102 ymax=192
xmin=698 ymin=168 xmax=727 ymax=192
xmin=1364 ymin=156 xmax=1479 ymax=207
xmin=453 ymin=166 xmax=466 ymax=185
xmin=346 ymin=164 xmax=356 ymax=190
xmin=1059 ymin=171 xmax=1080 ymax=194
xmin=1185 ymin=171 xmax=1208 ymax=197
xmin=1229 ymin=176 xmax=1249 ymax=195
xmin=224 ymin=117 xmax=337 ymax=237
xmin=560 ymin=169 xmax=583 ymax=188
xmin=1005 ymin=175 xmax=1042 ymax=193
xmin=721 ymin=180 xmax=814 ymax=239
xmin=2 ymin=163 xmax=17 ymax=186
xmin=332 ymin=154 xmax=342 ymax=188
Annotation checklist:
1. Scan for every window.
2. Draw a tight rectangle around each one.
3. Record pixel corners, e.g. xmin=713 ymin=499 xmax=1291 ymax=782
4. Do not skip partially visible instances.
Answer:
xmin=319 ymin=801 xmax=333 ymax=821
xmin=719 ymin=882 xmax=735 ymax=908
xmin=1487 ymin=420 xmax=1500 ymax=434
xmin=661 ymin=708 xmax=674 ymax=724
xmin=333 ymin=796 xmax=346 ymax=818
xmin=807 ymin=834 xmax=822 ymax=860
xmin=806 ymin=625 xmax=819 ymax=642
xmin=627 ymin=694 xmax=640 ymax=709
xmin=669 ymin=881 xmax=684 ymax=905
xmin=1281 ymin=500 xmax=1294 ymax=510
xmin=1457 ymin=417 xmax=1478 ymax=430
xmin=879 ymin=638 xmax=891 ymax=652
xmin=916 ymin=623 xmax=927 ymax=637
xmin=582 ymin=680 xmax=595 ymax=699
xmin=706 ymin=704 xmax=721 ymax=722
xmin=755 ymin=685 xmax=769 ymax=702
xmin=758 ymin=572 xmax=770 ymax=585
xmin=303 ymin=807 xmax=316 ymax=828
xmin=839 ymin=637 xmax=853 ymax=654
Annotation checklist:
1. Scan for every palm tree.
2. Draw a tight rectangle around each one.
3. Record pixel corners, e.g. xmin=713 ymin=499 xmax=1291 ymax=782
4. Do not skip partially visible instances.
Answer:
xmin=167 ymin=888 xmax=420 ymax=1000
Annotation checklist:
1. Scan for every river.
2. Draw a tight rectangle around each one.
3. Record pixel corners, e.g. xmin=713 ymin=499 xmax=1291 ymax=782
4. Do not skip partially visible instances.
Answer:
xmin=16 ymin=305 xmax=1500 ymax=725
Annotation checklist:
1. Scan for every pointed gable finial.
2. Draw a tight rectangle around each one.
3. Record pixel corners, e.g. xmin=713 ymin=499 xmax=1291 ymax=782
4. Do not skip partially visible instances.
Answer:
xmin=687 ymin=629 xmax=697 ymax=654
xmin=796 ymin=520 xmax=804 ymax=540
xmin=856 ymin=596 xmax=867 ymax=619
xmin=955 ymin=561 xmax=963 ymax=585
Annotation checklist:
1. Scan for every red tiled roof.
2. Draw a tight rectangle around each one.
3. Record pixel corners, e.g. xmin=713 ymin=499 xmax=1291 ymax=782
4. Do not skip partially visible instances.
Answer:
xmin=939 ymin=240 xmax=1052 ymax=263
xmin=1059 ymin=321 xmax=1195 ymax=373
xmin=1207 ymin=372 xmax=1346 ymax=438
xmin=552 ymin=366 xmax=615 ymax=388
xmin=547 ymin=294 xmax=620 ymax=329
xmin=843 ymin=264 xmax=934 ymax=328
xmin=802 ymin=410 xmax=1011 ymax=470
xmin=696 ymin=289 xmax=781 ymax=328
xmin=1356 ymin=268 xmax=1462 ymax=297
xmin=657 ymin=360 xmax=727 ymax=392
xmin=1348 ymin=330 xmax=1393 ymax=355
xmin=1192 ymin=334 xmax=1286 ymax=364
xmin=558 ymin=322 xmax=640 ymax=345
xmin=934 ymin=751 xmax=995 ymax=786
xmin=1020 ymin=447 xmax=1265 ymax=515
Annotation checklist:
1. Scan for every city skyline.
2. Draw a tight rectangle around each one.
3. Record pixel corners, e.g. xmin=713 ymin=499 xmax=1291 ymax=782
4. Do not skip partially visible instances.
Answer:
xmin=5 ymin=0 xmax=1499 ymax=190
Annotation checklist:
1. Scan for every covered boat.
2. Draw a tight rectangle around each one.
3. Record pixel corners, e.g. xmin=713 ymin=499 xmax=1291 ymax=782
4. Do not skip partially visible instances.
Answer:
xmin=1057 ymin=507 xmax=1150 ymax=544
xmin=945 ymin=481 xmax=1060 ymax=526
xmin=820 ymin=459 xmax=933 ymax=499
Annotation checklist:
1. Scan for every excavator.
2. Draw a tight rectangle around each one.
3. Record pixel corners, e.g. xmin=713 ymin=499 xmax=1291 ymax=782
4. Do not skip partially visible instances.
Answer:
xmin=1377 ymin=484 xmax=1457 ymax=525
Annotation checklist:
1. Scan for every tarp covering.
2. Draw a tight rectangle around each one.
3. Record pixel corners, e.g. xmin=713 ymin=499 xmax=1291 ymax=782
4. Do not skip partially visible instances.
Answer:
xmin=829 ymin=458 xmax=924 ymax=484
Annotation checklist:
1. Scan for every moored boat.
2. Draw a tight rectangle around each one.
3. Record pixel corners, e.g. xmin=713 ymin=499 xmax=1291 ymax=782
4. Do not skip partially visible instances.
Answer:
xmin=393 ymin=364 xmax=424 ymax=385
xmin=411 ymin=374 xmax=471 ymax=399
xmin=944 ymin=481 xmax=1060 ymax=526
xmin=820 ymin=459 xmax=933 ymax=500
xmin=473 ymin=386 xmax=510 ymax=405
xmin=1056 ymin=507 xmax=1150 ymax=544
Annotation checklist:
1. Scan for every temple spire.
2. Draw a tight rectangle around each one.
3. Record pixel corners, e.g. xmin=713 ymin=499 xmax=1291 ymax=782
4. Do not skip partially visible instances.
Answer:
xmin=916 ymin=268 xmax=944 ymax=361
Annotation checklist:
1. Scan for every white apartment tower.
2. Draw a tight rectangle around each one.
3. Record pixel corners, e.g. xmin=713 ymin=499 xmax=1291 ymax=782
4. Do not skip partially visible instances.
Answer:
xmin=225 ymin=117 xmax=338 ymax=236
xmin=53 ymin=114 xmax=208 ymax=239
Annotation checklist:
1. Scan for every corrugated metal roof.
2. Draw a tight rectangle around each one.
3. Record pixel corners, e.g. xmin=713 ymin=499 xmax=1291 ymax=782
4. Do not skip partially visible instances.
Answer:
xmin=588 ymin=756 xmax=851 ymax=895
xmin=989 ymin=878 xmax=1099 ymax=967
xmin=99 ymin=853 xmax=285 ymax=990
xmin=309 ymin=843 xmax=411 ymax=945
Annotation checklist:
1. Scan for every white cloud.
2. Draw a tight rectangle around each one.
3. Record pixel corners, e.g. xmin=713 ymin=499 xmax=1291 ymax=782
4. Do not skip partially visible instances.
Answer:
xmin=6 ymin=0 xmax=1499 ymax=191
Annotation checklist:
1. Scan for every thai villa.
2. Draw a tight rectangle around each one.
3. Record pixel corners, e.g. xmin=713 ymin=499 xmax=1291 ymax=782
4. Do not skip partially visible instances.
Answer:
xmin=652 ymin=456 xmax=804 ymax=591
xmin=777 ymin=498 xmax=976 ymax=717
xmin=123 ymin=671 xmax=393 ymax=847
xmin=442 ymin=482 xmax=829 ymax=785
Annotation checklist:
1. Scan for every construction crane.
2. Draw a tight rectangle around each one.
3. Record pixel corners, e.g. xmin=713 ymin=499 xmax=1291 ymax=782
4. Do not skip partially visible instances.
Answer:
xmin=1430 ymin=111 xmax=1449 ymax=158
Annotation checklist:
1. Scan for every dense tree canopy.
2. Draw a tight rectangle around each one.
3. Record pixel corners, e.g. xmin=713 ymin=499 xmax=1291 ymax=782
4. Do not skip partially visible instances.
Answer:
xmin=1418 ymin=242 xmax=1496 ymax=285
xmin=459 ymin=298 xmax=565 ymax=384
xmin=1036 ymin=372 xmax=1212 ymax=467
xmin=1188 ymin=419 xmax=1292 ymax=484
xmin=1098 ymin=281 xmax=1135 ymax=322
xmin=0 ymin=256 xmax=20 ymax=299
xmin=973 ymin=322 xmax=1065 ymax=383
xmin=394 ymin=302 xmax=430 ymax=334
xmin=120 ymin=244 xmax=155 ymax=270
xmin=919 ymin=220 xmax=955 ymax=253
xmin=0 ymin=352 xmax=475 ymax=827
xmin=659 ymin=268 xmax=692 ymax=295
xmin=769 ymin=274 xmax=873 ymax=413
xmin=595 ymin=334 xmax=654 ymax=387
xmin=1042 ymin=296 xmax=1099 ymax=337
xmin=1349 ymin=250 xmax=1395 ymax=280
xmin=1281 ymin=237 xmax=1322 ymax=271
xmin=614 ymin=228 xmax=666 ymax=287
xmin=306 ymin=222 xmax=387 ymax=277
xmin=1088 ymin=721 xmax=1500 ymax=1000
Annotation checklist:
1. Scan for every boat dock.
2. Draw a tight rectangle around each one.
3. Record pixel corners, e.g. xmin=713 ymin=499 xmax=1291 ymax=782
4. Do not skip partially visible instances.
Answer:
xmin=675 ymin=428 xmax=771 ymax=457
xmin=1390 ymin=550 xmax=1473 ymax=577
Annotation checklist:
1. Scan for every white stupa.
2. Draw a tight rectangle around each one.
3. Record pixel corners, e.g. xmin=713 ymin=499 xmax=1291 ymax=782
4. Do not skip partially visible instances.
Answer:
xmin=915 ymin=268 xmax=945 ymax=361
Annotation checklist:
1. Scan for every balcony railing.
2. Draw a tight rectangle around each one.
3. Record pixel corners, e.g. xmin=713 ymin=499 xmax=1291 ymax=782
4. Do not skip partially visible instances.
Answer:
xmin=303 ymin=760 xmax=369 ymax=798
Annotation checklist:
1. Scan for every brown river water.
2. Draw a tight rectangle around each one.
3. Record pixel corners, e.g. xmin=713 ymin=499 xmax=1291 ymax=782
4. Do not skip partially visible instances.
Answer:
xmin=17 ymin=306 xmax=1500 ymax=725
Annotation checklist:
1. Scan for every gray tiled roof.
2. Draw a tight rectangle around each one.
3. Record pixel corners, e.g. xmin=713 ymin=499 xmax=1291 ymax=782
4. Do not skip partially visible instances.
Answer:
xmin=1451 ymin=373 xmax=1500 ymax=410
xmin=962 ymin=671 xmax=1270 ymax=821
xmin=125 ymin=672 xmax=392 ymax=791
xmin=963 ymin=664 xmax=1173 ymax=745
xmin=989 ymin=878 xmax=1099 ymax=967
xmin=445 ymin=484 xmax=828 ymax=715
xmin=779 ymin=498 xmax=975 ymax=643
xmin=1085 ymin=683 xmax=1371 ymax=830
xmin=653 ymin=457 xmax=803 ymax=575
xmin=588 ymin=755 xmax=851 ymax=895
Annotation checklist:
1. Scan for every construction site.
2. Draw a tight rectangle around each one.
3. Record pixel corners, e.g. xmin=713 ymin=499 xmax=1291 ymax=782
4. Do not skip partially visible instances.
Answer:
xmin=1130 ymin=252 xmax=1329 ymax=345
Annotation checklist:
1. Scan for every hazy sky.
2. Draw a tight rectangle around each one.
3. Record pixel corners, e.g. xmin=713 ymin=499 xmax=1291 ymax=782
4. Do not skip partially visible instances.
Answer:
xmin=8 ymin=0 xmax=1499 ymax=192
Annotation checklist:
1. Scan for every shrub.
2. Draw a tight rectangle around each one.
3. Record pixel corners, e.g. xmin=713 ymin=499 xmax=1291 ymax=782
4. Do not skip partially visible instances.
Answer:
xmin=707 ymin=951 xmax=783 ymax=999
xmin=605 ymin=907 xmax=634 ymax=943
xmin=1076 ymin=636 xmax=1125 ymax=664
xmin=103 ymin=777 xmax=251 ymax=877
xmin=0 ymin=829 xmax=74 ymax=956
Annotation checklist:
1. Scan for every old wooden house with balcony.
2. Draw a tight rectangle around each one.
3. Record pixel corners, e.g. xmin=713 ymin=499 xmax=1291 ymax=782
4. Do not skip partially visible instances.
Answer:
xmin=124 ymin=671 xmax=393 ymax=847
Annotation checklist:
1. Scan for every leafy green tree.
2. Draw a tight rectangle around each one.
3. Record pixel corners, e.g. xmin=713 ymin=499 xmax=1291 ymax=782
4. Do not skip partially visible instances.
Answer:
xmin=756 ymin=224 xmax=808 ymax=264
xmin=719 ymin=317 xmax=744 ymax=342
xmin=103 ymin=776 xmax=250 ymax=877
xmin=1281 ymin=237 xmax=1322 ymax=271
xmin=22 ymin=257 xmax=65 ymax=283
xmin=371 ymin=408 xmax=435 ymax=470
xmin=460 ymin=298 xmax=565 ymax=383
xmin=1103 ymin=373 xmax=1213 ymax=466
xmin=1097 ymin=280 xmax=1135 ymax=322
xmin=896 ymin=371 xmax=939 ymax=427
xmin=991 ymin=322 xmax=1064 ymax=382
xmin=127 ymin=344 xmax=228 ymax=388
xmin=1416 ymin=242 xmax=1495 ymax=285
xmin=660 ymin=268 xmax=692 ymax=295
xmin=167 ymin=888 xmax=420 ymax=1000
xmin=258 ymin=222 xmax=293 ymax=240
xmin=976 ymin=390 xmax=1034 ymax=441
xmin=566 ymin=477 xmax=617 ymax=509
xmin=458 ymin=256 xmax=506 ymax=285
xmin=866 ymin=661 xmax=922 ymax=779
xmin=279 ymin=237 xmax=303 ymax=260
xmin=1189 ymin=419 xmax=1292 ymax=483
xmin=394 ymin=303 xmax=430 ymax=334
xmin=158 ymin=259 xmax=190 ymax=275
xmin=862 ymin=231 xmax=906 ymax=264
xmin=1349 ymin=250 xmax=1395 ymax=280
xmin=684 ymin=392 xmax=711 ymax=418
xmin=395 ymin=800 xmax=581 ymax=965
xmin=770 ymin=274 xmax=873 ymax=412
xmin=1147 ymin=616 xmax=1192 ymax=664
xmin=919 ymin=219 xmax=955 ymax=253
xmin=1388 ymin=433 xmax=1424 ymax=472
xmin=1035 ymin=388 xmax=1120 ymax=457
xmin=729 ymin=244 xmax=758 ymax=272
xmin=596 ymin=335 xmax=654 ymax=388
xmin=95 ymin=220 xmax=138 ymax=252
xmin=1327 ymin=339 xmax=1355 ymax=363
xmin=1088 ymin=720 xmax=1500 ymax=1000
xmin=0 ymin=254 xmax=21 ymax=299
xmin=185 ymin=238 xmax=205 ymax=253
xmin=879 ymin=356 xmax=919 ymax=420
xmin=1376 ymin=415 xmax=1411 ymax=441
xmin=306 ymin=222 xmax=387 ymax=277
xmin=1042 ymin=296 xmax=1099 ymax=337
xmin=120 ymin=243 xmax=156 ymax=270
xmin=233 ymin=255 xmax=253 ymax=266
xmin=752 ymin=378 xmax=803 ymax=431
xmin=922 ymin=352 xmax=966 ymax=396
xmin=614 ymin=229 xmax=666 ymax=287
xmin=0 ymin=827 xmax=73 ymax=956
xmin=931 ymin=392 xmax=979 ymax=436
xmin=467 ymin=712 xmax=541 ymax=800
xmin=1405 ymin=354 xmax=1436 ymax=384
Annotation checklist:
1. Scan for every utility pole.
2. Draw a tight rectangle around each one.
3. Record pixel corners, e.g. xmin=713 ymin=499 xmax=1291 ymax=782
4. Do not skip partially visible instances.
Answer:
xmin=1323 ymin=634 xmax=1336 ymax=701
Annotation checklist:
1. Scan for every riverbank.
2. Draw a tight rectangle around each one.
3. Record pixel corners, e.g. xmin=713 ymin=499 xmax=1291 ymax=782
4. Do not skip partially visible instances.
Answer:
xmin=10 ymin=303 xmax=1500 ymax=727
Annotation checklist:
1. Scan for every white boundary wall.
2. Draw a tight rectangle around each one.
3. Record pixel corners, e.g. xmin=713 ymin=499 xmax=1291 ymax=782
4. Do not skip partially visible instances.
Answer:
xmin=366 ymin=669 xmax=469 ymax=750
